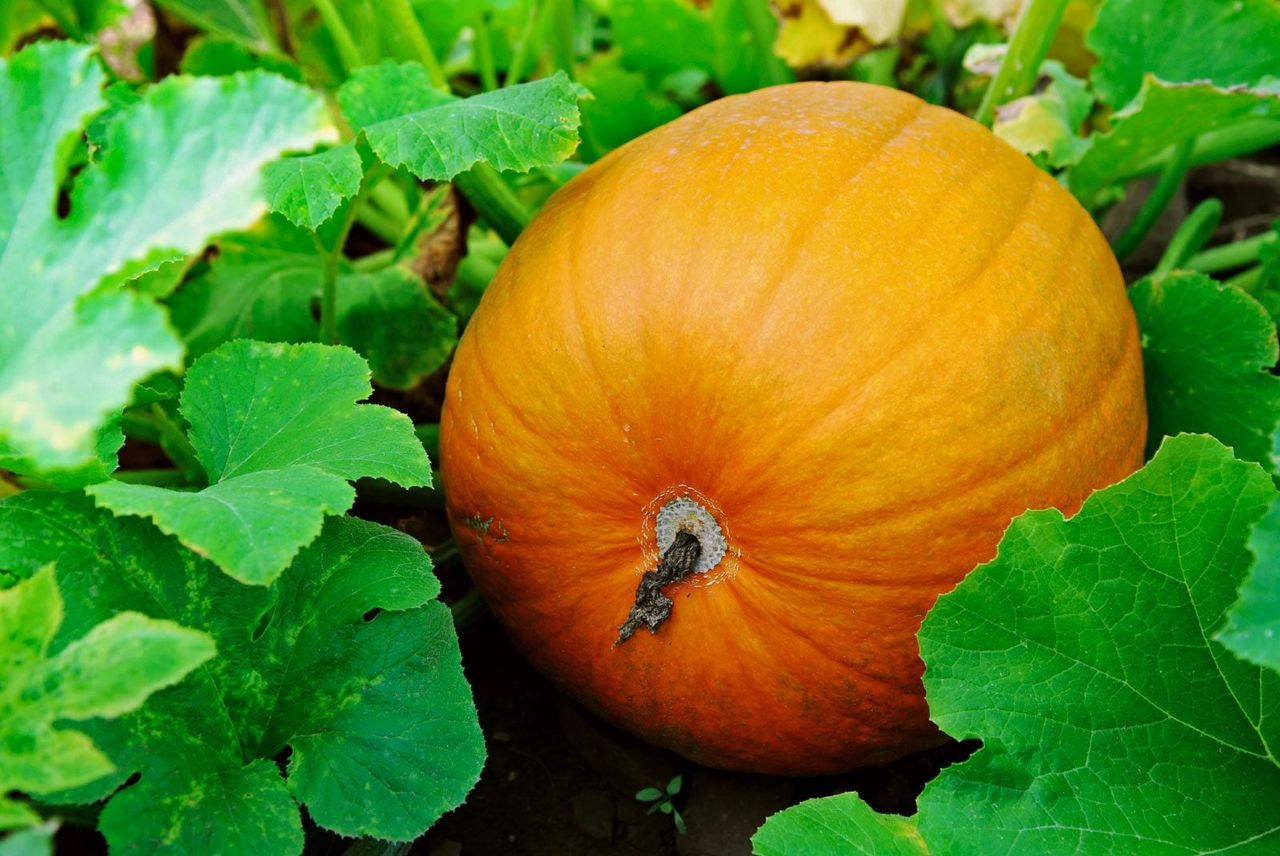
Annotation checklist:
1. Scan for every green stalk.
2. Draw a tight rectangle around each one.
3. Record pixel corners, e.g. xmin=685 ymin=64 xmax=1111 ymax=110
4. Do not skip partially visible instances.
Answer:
xmin=313 ymin=0 xmax=366 ymax=72
xmin=353 ymin=248 xmax=396 ymax=272
xmin=473 ymin=12 xmax=499 ymax=91
xmin=453 ymin=165 xmax=532 ymax=245
xmin=1186 ymin=230 xmax=1277 ymax=274
xmin=974 ymin=0 xmax=1070 ymax=127
xmin=367 ymin=178 xmax=412 ymax=227
xmin=543 ymin=0 xmax=575 ymax=77
xmin=148 ymin=405 xmax=205 ymax=483
xmin=112 ymin=468 xmax=191 ymax=487
xmin=319 ymin=233 xmax=341 ymax=344
xmin=1113 ymin=138 xmax=1195 ymax=261
xmin=386 ymin=0 xmax=449 ymax=89
xmin=506 ymin=2 xmax=541 ymax=87
xmin=1226 ymin=266 xmax=1263 ymax=294
xmin=739 ymin=0 xmax=792 ymax=87
xmin=1129 ymin=121 xmax=1280 ymax=180
xmin=1152 ymin=198 xmax=1223 ymax=279
xmin=354 ymin=205 xmax=403 ymax=245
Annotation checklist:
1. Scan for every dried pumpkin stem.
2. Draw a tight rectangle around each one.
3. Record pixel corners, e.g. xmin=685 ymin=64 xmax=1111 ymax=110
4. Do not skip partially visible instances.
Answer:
xmin=617 ymin=530 xmax=702 ymax=644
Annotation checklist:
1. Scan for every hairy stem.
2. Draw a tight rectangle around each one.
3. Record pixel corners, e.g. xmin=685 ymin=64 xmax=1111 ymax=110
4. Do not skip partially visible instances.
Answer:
xmin=453 ymin=165 xmax=532 ymax=245
xmin=1113 ymin=139 xmax=1195 ymax=261
xmin=1153 ymin=198 xmax=1223 ymax=279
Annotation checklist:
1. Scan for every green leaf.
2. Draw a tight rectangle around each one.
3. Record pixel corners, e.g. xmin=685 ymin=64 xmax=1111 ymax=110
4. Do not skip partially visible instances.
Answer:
xmin=636 ymin=787 xmax=663 ymax=801
xmin=0 ymin=821 xmax=56 ymax=856
xmin=179 ymin=35 xmax=303 ymax=80
xmin=337 ymin=266 xmax=458 ymax=389
xmin=991 ymin=61 xmax=1093 ymax=168
xmin=577 ymin=52 xmax=681 ymax=160
xmin=1219 ymin=490 xmax=1280 ymax=672
xmin=612 ymin=0 xmax=716 ymax=79
xmin=1130 ymin=271 xmax=1280 ymax=471
xmin=152 ymin=0 xmax=275 ymax=53
xmin=1088 ymin=0 xmax=1280 ymax=108
xmin=337 ymin=61 xmax=586 ymax=180
xmin=167 ymin=222 xmax=324 ymax=358
xmin=754 ymin=435 xmax=1280 ymax=854
xmin=1067 ymin=78 xmax=1280 ymax=208
xmin=89 ymin=340 xmax=433 ymax=585
xmin=0 ymin=41 xmax=333 ymax=479
xmin=0 ymin=493 xmax=484 ymax=851
xmin=0 ymin=565 xmax=213 ymax=810
xmin=263 ymin=142 xmax=364 ymax=231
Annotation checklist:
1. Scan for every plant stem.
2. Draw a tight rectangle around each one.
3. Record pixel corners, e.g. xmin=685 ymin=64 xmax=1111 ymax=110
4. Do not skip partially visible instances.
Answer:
xmin=112 ymin=468 xmax=191 ymax=487
xmin=367 ymin=177 xmax=412 ymax=227
xmin=473 ymin=12 xmax=499 ymax=91
xmin=318 ymin=232 xmax=341 ymax=344
xmin=386 ymin=0 xmax=449 ymax=89
xmin=543 ymin=0 xmax=575 ymax=77
xmin=974 ymin=0 xmax=1070 ymax=127
xmin=354 ymin=205 xmax=403 ymax=245
xmin=1226 ymin=266 xmax=1262 ymax=294
xmin=739 ymin=0 xmax=792 ymax=87
xmin=449 ymin=587 xmax=488 ymax=630
xmin=506 ymin=2 xmax=541 ymax=87
xmin=148 ymin=405 xmax=205 ymax=483
xmin=1129 ymin=120 xmax=1280 ymax=180
xmin=1113 ymin=138 xmax=1195 ymax=261
xmin=1152 ymin=198 xmax=1222 ymax=279
xmin=453 ymin=165 xmax=532 ymax=245
xmin=313 ymin=0 xmax=366 ymax=72
xmin=1186 ymin=230 xmax=1277 ymax=274
xmin=353 ymin=248 xmax=396 ymax=272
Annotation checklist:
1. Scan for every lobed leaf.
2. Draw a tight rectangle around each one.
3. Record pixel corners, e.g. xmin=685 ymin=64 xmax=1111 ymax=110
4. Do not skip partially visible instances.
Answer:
xmin=0 ymin=565 xmax=213 ymax=820
xmin=0 ymin=493 xmax=484 ymax=852
xmin=1219 ymin=482 xmax=1280 ymax=673
xmin=337 ymin=61 xmax=586 ymax=180
xmin=89 ymin=340 xmax=433 ymax=585
xmin=263 ymin=142 xmax=363 ymax=230
xmin=0 ymin=41 xmax=333 ymax=479
xmin=754 ymin=435 xmax=1280 ymax=854
xmin=1131 ymin=271 xmax=1280 ymax=471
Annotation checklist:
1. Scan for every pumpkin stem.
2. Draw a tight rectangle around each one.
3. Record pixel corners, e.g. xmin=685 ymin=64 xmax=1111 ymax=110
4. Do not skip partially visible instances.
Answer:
xmin=616 ymin=530 xmax=702 ymax=644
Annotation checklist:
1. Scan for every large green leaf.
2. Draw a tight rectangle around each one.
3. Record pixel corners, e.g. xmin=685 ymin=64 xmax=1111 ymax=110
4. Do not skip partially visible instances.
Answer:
xmin=0 ymin=41 xmax=332 ymax=479
xmin=1220 ymin=484 xmax=1280 ymax=673
xmin=337 ymin=61 xmax=586 ymax=180
xmin=152 ymin=0 xmax=276 ymax=53
xmin=754 ymin=435 xmax=1280 ymax=854
xmin=0 ymin=565 xmax=213 ymax=828
xmin=1068 ymin=78 xmax=1280 ymax=208
xmin=1088 ymin=0 xmax=1280 ymax=108
xmin=0 ymin=493 xmax=484 ymax=852
xmin=88 ymin=340 xmax=432 ymax=585
xmin=1131 ymin=272 xmax=1280 ymax=471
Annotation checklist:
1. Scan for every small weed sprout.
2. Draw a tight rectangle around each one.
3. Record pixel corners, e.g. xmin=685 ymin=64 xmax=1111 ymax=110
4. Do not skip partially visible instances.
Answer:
xmin=635 ymin=774 xmax=686 ymax=834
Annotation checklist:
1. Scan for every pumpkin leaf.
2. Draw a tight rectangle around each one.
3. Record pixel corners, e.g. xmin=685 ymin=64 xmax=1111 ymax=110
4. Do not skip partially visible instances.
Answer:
xmin=336 ymin=61 xmax=587 ymax=180
xmin=1087 ymin=0 xmax=1280 ymax=108
xmin=1219 ymin=482 xmax=1280 ymax=673
xmin=88 ymin=340 xmax=433 ymax=585
xmin=755 ymin=434 xmax=1280 ymax=855
xmin=990 ymin=60 xmax=1093 ymax=168
xmin=0 ymin=565 xmax=213 ymax=823
xmin=263 ymin=142 xmax=364 ymax=231
xmin=1130 ymin=271 xmax=1280 ymax=471
xmin=151 ymin=0 xmax=276 ymax=53
xmin=0 ymin=41 xmax=333 ymax=482
xmin=0 ymin=493 xmax=483 ymax=852
xmin=1066 ymin=78 xmax=1280 ymax=209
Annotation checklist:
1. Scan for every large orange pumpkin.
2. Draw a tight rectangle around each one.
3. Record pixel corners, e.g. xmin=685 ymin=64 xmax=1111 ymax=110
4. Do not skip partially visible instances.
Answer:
xmin=440 ymin=82 xmax=1146 ymax=775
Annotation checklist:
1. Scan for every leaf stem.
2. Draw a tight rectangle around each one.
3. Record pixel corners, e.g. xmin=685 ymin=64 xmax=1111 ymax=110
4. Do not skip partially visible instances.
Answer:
xmin=506 ymin=2 xmax=542 ymax=87
xmin=974 ymin=0 xmax=1070 ymax=127
xmin=739 ymin=0 xmax=792 ymax=87
xmin=1186 ymin=230 xmax=1277 ymax=274
xmin=453 ymin=165 xmax=532 ymax=245
xmin=313 ymin=0 xmax=366 ymax=72
xmin=319 ymin=232 xmax=341 ymax=344
xmin=354 ymin=205 xmax=403 ymax=245
xmin=1113 ymin=139 xmax=1195 ymax=261
xmin=1225 ymin=265 xmax=1262 ymax=294
xmin=1128 ymin=120 xmax=1280 ymax=180
xmin=386 ymin=0 xmax=449 ymax=89
xmin=1152 ymin=198 xmax=1223 ymax=279
xmin=366 ymin=177 xmax=412 ymax=227
xmin=147 ymin=405 xmax=205 ymax=483
xmin=543 ymin=0 xmax=575 ymax=78
xmin=473 ymin=12 xmax=499 ymax=91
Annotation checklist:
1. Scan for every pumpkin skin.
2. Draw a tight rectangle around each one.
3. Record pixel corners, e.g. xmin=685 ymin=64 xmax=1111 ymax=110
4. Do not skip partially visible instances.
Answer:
xmin=440 ymin=82 xmax=1146 ymax=775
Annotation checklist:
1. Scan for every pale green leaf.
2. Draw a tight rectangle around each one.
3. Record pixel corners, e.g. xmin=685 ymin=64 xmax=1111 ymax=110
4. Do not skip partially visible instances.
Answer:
xmin=754 ymin=435 xmax=1280 ymax=854
xmin=88 ymin=340 xmax=433 ymax=584
xmin=0 ymin=41 xmax=333 ymax=478
xmin=263 ymin=142 xmax=363 ymax=230
xmin=0 ymin=821 xmax=55 ymax=856
xmin=1088 ymin=0 xmax=1280 ymax=108
xmin=0 ymin=565 xmax=213 ymax=805
xmin=337 ymin=61 xmax=586 ymax=180
xmin=0 ymin=493 xmax=483 ymax=851
xmin=1220 ymin=492 xmax=1280 ymax=672
xmin=152 ymin=0 xmax=275 ymax=53
xmin=992 ymin=61 xmax=1093 ymax=168
xmin=1130 ymin=272 xmax=1280 ymax=470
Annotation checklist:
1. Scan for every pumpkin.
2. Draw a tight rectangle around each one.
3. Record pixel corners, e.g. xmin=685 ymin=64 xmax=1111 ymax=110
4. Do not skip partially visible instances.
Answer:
xmin=439 ymin=82 xmax=1146 ymax=775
